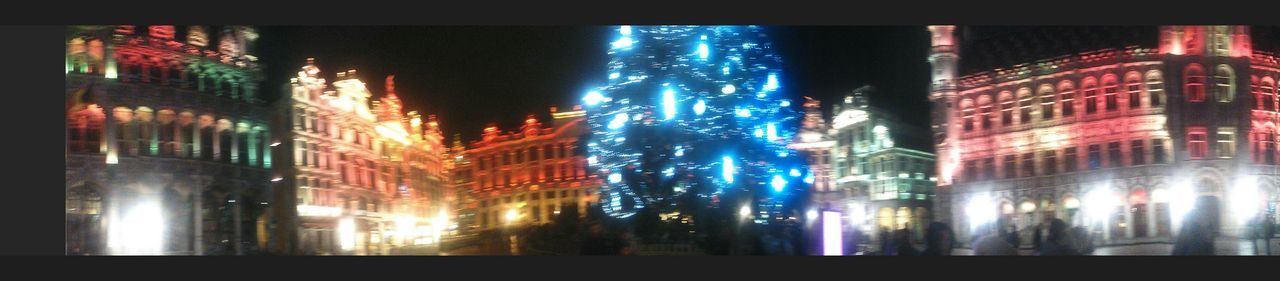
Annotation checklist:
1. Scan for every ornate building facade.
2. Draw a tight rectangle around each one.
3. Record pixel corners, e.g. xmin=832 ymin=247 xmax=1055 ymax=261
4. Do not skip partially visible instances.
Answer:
xmin=828 ymin=87 xmax=937 ymax=239
xmin=66 ymin=25 xmax=270 ymax=255
xmin=454 ymin=106 xmax=601 ymax=233
xmin=269 ymin=60 xmax=448 ymax=255
xmin=930 ymin=26 xmax=1280 ymax=244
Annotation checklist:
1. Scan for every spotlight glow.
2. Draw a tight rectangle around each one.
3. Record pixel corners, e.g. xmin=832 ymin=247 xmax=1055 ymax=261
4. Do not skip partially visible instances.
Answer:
xmin=822 ymin=211 xmax=843 ymax=256
xmin=722 ymin=156 xmax=735 ymax=184
xmin=584 ymin=91 xmax=605 ymax=106
xmin=663 ymin=89 xmax=677 ymax=120
xmin=693 ymin=99 xmax=707 ymax=115
xmin=771 ymin=175 xmax=787 ymax=192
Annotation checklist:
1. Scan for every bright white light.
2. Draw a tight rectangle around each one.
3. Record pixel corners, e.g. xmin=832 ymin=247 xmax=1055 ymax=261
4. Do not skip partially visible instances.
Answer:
xmin=619 ymin=26 xmax=632 ymax=35
xmin=663 ymin=167 xmax=675 ymax=177
xmin=848 ymin=202 xmax=866 ymax=226
xmin=780 ymin=100 xmax=791 ymax=107
xmin=338 ymin=217 xmax=356 ymax=251
xmin=822 ymin=211 xmax=843 ymax=256
xmin=505 ymin=209 xmax=519 ymax=223
xmin=778 ymin=151 xmax=788 ymax=157
xmin=583 ymin=91 xmax=605 ymax=106
xmin=588 ymin=156 xmax=598 ymax=165
xmin=763 ymin=74 xmax=779 ymax=91
xmin=611 ymin=37 xmax=634 ymax=49
xmin=693 ymin=99 xmax=707 ymax=115
xmin=766 ymin=122 xmax=779 ymax=141
xmin=790 ymin=169 xmax=801 ymax=177
xmin=271 ymin=177 xmax=283 ymax=182
xmin=721 ymin=84 xmax=736 ymax=94
xmin=965 ymin=195 xmax=996 ymax=233
xmin=110 ymin=200 xmax=165 ymax=255
xmin=609 ymin=173 xmax=622 ymax=183
xmin=735 ymin=108 xmax=751 ymax=117
xmin=662 ymin=89 xmax=677 ymax=120
xmin=608 ymin=113 xmax=628 ymax=129
xmin=873 ymin=125 xmax=888 ymax=134
xmin=270 ymin=142 xmax=281 ymax=147
xmin=697 ymin=43 xmax=709 ymax=59
xmin=753 ymin=128 xmax=764 ymax=138
xmin=806 ymin=209 xmax=819 ymax=221
xmin=674 ymin=146 xmax=684 ymax=157
xmin=739 ymin=205 xmax=751 ymax=218
xmin=722 ymin=156 xmax=735 ymax=183
xmin=609 ymin=72 xmax=620 ymax=79
xmin=1170 ymin=182 xmax=1195 ymax=229
xmin=804 ymin=175 xmax=815 ymax=184
xmin=1084 ymin=187 xmax=1118 ymax=226
xmin=1231 ymin=176 xmax=1260 ymax=225
xmin=722 ymin=67 xmax=730 ymax=75
xmin=771 ymin=175 xmax=787 ymax=192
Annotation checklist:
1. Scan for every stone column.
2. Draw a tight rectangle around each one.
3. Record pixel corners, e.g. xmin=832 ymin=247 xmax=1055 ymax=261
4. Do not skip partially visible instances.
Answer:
xmin=1124 ymin=195 xmax=1135 ymax=239
xmin=192 ymin=176 xmax=203 ymax=255
xmin=233 ymin=189 xmax=243 ymax=256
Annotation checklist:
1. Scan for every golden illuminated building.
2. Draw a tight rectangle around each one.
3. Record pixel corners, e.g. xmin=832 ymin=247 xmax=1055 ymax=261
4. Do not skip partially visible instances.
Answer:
xmin=269 ymin=60 xmax=448 ymax=255
xmin=453 ymin=106 xmax=601 ymax=232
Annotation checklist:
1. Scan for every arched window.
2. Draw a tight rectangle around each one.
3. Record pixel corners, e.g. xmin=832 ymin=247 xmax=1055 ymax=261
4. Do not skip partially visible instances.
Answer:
xmin=1102 ymin=74 xmax=1119 ymax=111
xmin=199 ymin=115 xmax=215 ymax=160
xmin=179 ymin=111 xmax=195 ymax=158
xmin=1017 ymin=87 xmax=1033 ymax=124
xmin=113 ymin=107 xmax=135 ymax=156
xmin=1147 ymin=70 xmax=1165 ymax=107
xmin=1262 ymin=77 xmax=1277 ymax=112
xmin=157 ymin=109 xmax=176 ymax=157
xmin=960 ymin=98 xmax=975 ymax=131
xmin=1214 ymin=64 xmax=1235 ymax=103
xmin=1082 ymin=77 xmax=1099 ymax=114
xmin=999 ymin=91 xmax=1014 ymax=126
xmin=68 ymin=105 xmax=104 ymax=153
xmin=1185 ymin=64 xmax=1206 ymax=102
xmin=1058 ymin=81 xmax=1076 ymax=116
xmin=1038 ymin=84 xmax=1055 ymax=120
xmin=977 ymin=94 xmax=993 ymax=129
xmin=136 ymin=107 xmax=154 ymax=156
xmin=66 ymin=185 xmax=103 ymax=255
xmin=218 ymin=120 xmax=234 ymax=163
xmin=1125 ymin=71 xmax=1143 ymax=109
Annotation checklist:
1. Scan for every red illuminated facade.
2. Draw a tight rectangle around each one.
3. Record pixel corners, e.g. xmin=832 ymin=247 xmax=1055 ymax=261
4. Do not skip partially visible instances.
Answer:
xmin=930 ymin=26 xmax=1280 ymax=244
xmin=453 ymin=106 xmax=601 ymax=232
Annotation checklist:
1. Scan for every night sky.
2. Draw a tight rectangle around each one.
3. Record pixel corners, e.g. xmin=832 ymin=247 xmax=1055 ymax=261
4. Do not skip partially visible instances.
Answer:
xmin=255 ymin=26 xmax=932 ymax=149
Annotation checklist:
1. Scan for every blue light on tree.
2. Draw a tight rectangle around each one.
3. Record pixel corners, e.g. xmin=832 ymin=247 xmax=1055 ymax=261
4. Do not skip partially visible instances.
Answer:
xmin=584 ymin=26 xmax=809 ymax=222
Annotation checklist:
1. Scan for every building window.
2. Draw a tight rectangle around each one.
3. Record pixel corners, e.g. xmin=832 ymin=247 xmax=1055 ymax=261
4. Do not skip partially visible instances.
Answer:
xmin=1185 ymin=64 xmax=1206 ymax=102
xmin=1132 ymin=140 xmax=1146 ymax=165
xmin=1147 ymin=71 xmax=1164 ymax=107
xmin=1000 ymin=91 xmax=1014 ymax=126
xmin=1087 ymin=144 xmax=1101 ymax=170
xmin=1083 ymin=78 xmax=1099 ymax=114
xmin=1214 ymin=65 xmax=1234 ymax=103
xmin=1107 ymin=142 xmax=1122 ymax=168
xmin=981 ymin=157 xmax=995 ymax=180
xmin=1018 ymin=88 xmax=1033 ymax=124
xmin=961 ymin=99 xmax=975 ymax=132
xmin=980 ymin=102 xmax=992 ymax=129
xmin=1039 ymin=85 xmax=1055 ymax=120
xmin=1044 ymin=150 xmax=1057 ymax=175
xmin=1021 ymin=152 xmax=1035 ymax=177
xmin=1188 ymin=128 xmax=1208 ymax=159
xmin=1153 ymin=139 xmax=1167 ymax=164
xmin=1103 ymin=75 xmax=1119 ymax=111
xmin=964 ymin=160 xmax=978 ymax=182
xmin=1259 ymin=78 xmax=1276 ymax=111
xmin=1003 ymin=155 xmax=1017 ymax=179
xmin=1216 ymin=127 xmax=1235 ymax=158
xmin=1059 ymin=82 xmax=1076 ymax=116
xmin=1064 ymin=147 xmax=1078 ymax=172
xmin=1126 ymin=72 xmax=1143 ymax=109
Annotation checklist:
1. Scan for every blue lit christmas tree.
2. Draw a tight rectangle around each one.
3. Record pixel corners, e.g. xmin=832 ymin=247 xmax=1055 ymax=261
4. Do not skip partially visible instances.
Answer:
xmin=584 ymin=26 xmax=810 ymax=226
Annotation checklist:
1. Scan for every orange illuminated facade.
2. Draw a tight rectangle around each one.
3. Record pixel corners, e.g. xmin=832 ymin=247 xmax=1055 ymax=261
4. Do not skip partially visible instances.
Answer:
xmin=270 ymin=60 xmax=448 ymax=255
xmin=453 ymin=106 xmax=601 ymax=232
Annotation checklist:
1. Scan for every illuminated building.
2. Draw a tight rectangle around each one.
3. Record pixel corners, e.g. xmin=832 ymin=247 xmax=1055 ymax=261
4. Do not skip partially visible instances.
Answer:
xmin=929 ymin=26 xmax=1280 ymax=244
xmin=269 ymin=60 xmax=448 ymax=255
xmin=825 ymin=87 xmax=937 ymax=239
xmin=65 ymin=25 xmax=270 ymax=255
xmin=455 ymin=106 xmax=601 ymax=232
xmin=790 ymin=97 xmax=837 ymax=209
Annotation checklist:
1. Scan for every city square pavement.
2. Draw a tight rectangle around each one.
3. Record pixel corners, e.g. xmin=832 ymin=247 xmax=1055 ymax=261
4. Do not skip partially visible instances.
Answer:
xmin=952 ymin=238 xmax=1279 ymax=256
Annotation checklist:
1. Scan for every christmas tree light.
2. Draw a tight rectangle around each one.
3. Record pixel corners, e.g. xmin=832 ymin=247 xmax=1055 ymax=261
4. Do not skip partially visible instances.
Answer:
xmin=584 ymin=25 xmax=809 ymax=224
